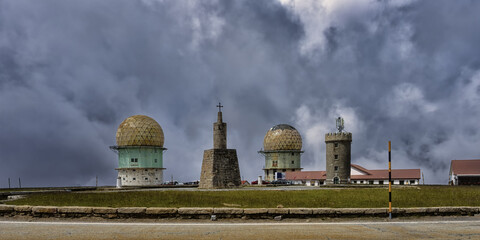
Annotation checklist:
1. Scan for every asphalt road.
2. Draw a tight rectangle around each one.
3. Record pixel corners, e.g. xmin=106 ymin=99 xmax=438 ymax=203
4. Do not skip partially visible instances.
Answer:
xmin=1 ymin=219 xmax=480 ymax=240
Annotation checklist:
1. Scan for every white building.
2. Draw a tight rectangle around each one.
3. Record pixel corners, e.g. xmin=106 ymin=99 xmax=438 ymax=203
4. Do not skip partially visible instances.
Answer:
xmin=285 ymin=164 xmax=421 ymax=185
xmin=449 ymin=159 xmax=480 ymax=185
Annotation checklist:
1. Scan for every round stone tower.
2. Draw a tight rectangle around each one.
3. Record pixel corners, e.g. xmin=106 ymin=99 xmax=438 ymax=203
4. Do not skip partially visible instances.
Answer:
xmin=325 ymin=118 xmax=352 ymax=184
xmin=259 ymin=124 xmax=303 ymax=181
xmin=111 ymin=115 xmax=166 ymax=187
xmin=214 ymin=111 xmax=227 ymax=149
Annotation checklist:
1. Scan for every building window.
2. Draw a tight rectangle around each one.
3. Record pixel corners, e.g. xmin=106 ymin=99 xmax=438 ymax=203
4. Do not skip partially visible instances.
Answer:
xmin=334 ymin=166 xmax=338 ymax=171
xmin=282 ymin=169 xmax=286 ymax=172
xmin=272 ymin=161 xmax=278 ymax=167
xmin=353 ymin=181 xmax=357 ymax=183
xmin=291 ymin=152 xmax=294 ymax=156
xmin=410 ymin=180 xmax=415 ymax=184
xmin=131 ymin=158 xmax=138 ymax=163
xmin=145 ymin=169 xmax=148 ymax=172
xmin=334 ymin=142 xmax=338 ymax=147
xmin=369 ymin=180 xmax=374 ymax=184
xmin=399 ymin=180 xmax=404 ymax=185
xmin=379 ymin=180 xmax=384 ymax=185
xmin=133 ymin=178 xmax=136 ymax=180
xmin=145 ymin=178 xmax=148 ymax=180
xmin=360 ymin=181 xmax=364 ymax=184
xmin=154 ymin=159 xmax=158 ymax=163
xmin=334 ymin=155 xmax=338 ymax=160
xmin=291 ymin=161 xmax=295 ymax=164
xmin=155 ymin=178 xmax=158 ymax=180
xmin=132 ymin=169 xmax=136 ymax=172
xmin=292 ymin=169 xmax=295 ymax=172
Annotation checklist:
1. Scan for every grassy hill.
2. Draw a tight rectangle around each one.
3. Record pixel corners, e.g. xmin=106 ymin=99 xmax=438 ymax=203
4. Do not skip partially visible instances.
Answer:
xmin=4 ymin=185 xmax=480 ymax=208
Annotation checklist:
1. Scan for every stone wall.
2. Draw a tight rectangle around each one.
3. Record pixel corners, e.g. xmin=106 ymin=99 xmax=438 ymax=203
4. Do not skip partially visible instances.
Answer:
xmin=1 ymin=205 xmax=478 ymax=219
xmin=199 ymin=149 xmax=241 ymax=189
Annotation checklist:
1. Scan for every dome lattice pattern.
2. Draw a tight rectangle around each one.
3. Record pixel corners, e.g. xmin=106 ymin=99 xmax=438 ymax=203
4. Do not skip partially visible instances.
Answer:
xmin=263 ymin=124 xmax=302 ymax=151
xmin=116 ymin=115 xmax=164 ymax=147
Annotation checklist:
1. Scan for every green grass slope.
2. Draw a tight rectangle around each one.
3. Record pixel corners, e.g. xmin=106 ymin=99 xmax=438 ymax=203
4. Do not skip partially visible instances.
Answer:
xmin=6 ymin=186 xmax=480 ymax=208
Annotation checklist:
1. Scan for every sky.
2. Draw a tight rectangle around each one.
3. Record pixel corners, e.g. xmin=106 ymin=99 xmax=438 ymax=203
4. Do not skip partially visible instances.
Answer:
xmin=1 ymin=0 xmax=479 ymax=187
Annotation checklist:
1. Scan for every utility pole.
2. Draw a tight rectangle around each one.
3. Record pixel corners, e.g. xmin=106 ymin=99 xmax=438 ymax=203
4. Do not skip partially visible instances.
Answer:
xmin=388 ymin=141 xmax=392 ymax=220
xmin=18 ymin=178 xmax=22 ymax=188
xmin=8 ymin=178 xmax=10 ymax=189
xmin=96 ymin=175 xmax=98 ymax=188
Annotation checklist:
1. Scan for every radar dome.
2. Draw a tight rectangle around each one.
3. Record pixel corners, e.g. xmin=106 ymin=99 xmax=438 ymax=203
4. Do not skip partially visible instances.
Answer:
xmin=263 ymin=124 xmax=302 ymax=151
xmin=116 ymin=115 xmax=164 ymax=147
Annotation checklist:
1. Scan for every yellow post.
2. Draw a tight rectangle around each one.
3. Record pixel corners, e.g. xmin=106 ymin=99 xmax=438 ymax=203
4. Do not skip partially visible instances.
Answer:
xmin=388 ymin=141 xmax=392 ymax=219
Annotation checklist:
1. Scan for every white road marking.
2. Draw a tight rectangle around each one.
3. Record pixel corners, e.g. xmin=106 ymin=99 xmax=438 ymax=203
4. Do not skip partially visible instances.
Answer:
xmin=1 ymin=220 xmax=480 ymax=226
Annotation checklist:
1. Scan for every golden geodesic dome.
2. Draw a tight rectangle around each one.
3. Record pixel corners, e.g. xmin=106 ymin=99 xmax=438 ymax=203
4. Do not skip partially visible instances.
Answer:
xmin=116 ymin=115 xmax=164 ymax=147
xmin=263 ymin=124 xmax=302 ymax=151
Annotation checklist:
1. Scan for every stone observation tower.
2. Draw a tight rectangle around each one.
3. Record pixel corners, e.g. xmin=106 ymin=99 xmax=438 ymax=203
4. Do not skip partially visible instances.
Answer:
xmin=325 ymin=117 xmax=352 ymax=184
xmin=259 ymin=124 xmax=303 ymax=181
xmin=111 ymin=115 xmax=166 ymax=187
xmin=199 ymin=103 xmax=241 ymax=188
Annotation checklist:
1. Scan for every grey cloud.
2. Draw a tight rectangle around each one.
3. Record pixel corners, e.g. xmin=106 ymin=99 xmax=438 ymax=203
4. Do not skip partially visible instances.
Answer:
xmin=0 ymin=0 xmax=479 ymax=187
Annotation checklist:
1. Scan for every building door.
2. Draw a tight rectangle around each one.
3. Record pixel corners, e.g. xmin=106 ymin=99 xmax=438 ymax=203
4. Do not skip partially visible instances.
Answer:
xmin=333 ymin=177 xmax=339 ymax=184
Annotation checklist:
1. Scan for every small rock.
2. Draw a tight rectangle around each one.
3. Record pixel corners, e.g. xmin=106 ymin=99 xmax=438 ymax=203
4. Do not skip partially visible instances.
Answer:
xmin=274 ymin=216 xmax=282 ymax=221
xmin=211 ymin=215 xmax=217 ymax=221
xmin=277 ymin=205 xmax=284 ymax=208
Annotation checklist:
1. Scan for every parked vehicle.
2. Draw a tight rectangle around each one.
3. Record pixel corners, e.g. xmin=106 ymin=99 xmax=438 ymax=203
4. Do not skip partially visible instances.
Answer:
xmin=251 ymin=180 xmax=270 ymax=185
xmin=163 ymin=181 xmax=178 ymax=185
xmin=271 ymin=179 xmax=290 ymax=185
xmin=183 ymin=181 xmax=199 ymax=185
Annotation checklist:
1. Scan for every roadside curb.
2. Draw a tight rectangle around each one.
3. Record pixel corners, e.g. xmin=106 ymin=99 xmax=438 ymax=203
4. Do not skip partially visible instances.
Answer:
xmin=1 ymin=205 xmax=479 ymax=219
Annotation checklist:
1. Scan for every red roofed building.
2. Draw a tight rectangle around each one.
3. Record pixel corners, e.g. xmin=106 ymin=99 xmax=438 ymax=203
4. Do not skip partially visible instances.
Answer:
xmin=286 ymin=171 xmax=326 ymax=186
xmin=449 ymin=160 xmax=480 ymax=185
xmin=285 ymin=164 xmax=421 ymax=186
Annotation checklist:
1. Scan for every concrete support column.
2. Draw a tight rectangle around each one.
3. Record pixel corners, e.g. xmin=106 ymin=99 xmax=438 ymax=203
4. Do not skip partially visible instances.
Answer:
xmin=116 ymin=177 xmax=122 ymax=188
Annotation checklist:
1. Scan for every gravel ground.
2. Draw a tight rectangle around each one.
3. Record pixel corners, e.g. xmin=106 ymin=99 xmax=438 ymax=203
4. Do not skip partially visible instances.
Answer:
xmin=1 ymin=215 xmax=480 ymax=239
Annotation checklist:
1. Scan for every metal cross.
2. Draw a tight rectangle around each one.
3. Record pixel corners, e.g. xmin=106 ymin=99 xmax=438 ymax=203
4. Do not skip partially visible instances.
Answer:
xmin=216 ymin=102 xmax=223 ymax=112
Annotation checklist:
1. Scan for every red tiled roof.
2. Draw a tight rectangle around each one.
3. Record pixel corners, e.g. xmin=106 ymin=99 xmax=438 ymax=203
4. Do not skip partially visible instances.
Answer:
xmin=451 ymin=159 xmax=480 ymax=175
xmin=351 ymin=164 xmax=371 ymax=175
xmin=284 ymin=165 xmax=421 ymax=180
xmin=352 ymin=169 xmax=420 ymax=180
xmin=285 ymin=171 xmax=326 ymax=180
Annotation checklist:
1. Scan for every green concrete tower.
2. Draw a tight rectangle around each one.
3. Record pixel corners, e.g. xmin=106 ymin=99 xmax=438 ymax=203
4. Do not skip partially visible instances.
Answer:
xmin=259 ymin=124 xmax=303 ymax=181
xmin=110 ymin=115 xmax=166 ymax=187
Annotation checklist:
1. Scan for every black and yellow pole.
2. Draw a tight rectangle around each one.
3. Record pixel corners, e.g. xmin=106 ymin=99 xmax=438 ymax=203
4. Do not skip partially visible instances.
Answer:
xmin=388 ymin=141 xmax=392 ymax=219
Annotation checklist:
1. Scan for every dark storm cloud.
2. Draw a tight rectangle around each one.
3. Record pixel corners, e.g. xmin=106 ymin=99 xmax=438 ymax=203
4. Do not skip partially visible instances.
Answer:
xmin=0 ymin=0 xmax=479 ymax=187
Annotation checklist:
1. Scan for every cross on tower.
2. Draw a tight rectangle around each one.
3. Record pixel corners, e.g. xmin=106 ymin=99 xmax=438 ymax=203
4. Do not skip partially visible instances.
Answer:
xmin=216 ymin=102 xmax=223 ymax=112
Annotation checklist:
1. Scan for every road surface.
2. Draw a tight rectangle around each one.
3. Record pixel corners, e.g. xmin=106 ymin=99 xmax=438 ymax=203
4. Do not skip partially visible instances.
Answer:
xmin=1 ymin=219 xmax=479 ymax=239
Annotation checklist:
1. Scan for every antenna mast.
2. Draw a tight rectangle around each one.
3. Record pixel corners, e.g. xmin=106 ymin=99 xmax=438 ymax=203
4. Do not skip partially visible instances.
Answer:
xmin=336 ymin=117 xmax=344 ymax=133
